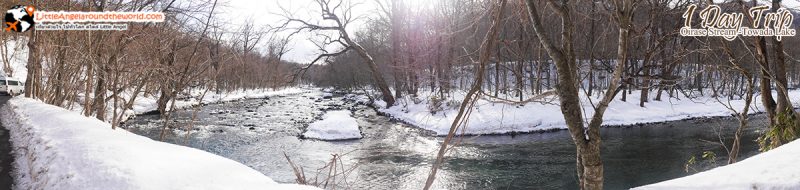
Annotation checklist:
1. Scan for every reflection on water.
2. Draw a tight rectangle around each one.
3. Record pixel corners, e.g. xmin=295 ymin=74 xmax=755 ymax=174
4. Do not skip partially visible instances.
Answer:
xmin=125 ymin=91 xmax=766 ymax=190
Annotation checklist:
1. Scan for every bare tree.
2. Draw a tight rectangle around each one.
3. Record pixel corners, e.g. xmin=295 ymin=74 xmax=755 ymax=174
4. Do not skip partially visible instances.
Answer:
xmin=523 ymin=0 xmax=633 ymax=189
xmin=716 ymin=39 xmax=755 ymax=164
xmin=276 ymin=0 xmax=396 ymax=107
xmin=423 ymin=0 xmax=506 ymax=189
xmin=24 ymin=0 xmax=41 ymax=99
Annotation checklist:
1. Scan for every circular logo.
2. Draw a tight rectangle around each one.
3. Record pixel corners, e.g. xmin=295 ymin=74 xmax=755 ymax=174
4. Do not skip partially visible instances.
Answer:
xmin=4 ymin=5 xmax=35 ymax=32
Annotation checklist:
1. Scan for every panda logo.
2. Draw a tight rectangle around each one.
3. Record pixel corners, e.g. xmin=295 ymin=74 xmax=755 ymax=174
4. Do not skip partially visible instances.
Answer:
xmin=4 ymin=5 xmax=35 ymax=32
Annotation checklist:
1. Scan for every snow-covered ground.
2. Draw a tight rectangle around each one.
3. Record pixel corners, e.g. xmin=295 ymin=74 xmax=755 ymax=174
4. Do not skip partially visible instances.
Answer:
xmin=634 ymin=139 xmax=800 ymax=189
xmin=378 ymin=90 xmax=800 ymax=136
xmin=0 ymin=97 xmax=319 ymax=190
xmin=123 ymin=87 xmax=311 ymax=120
xmin=302 ymin=110 xmax=362 ymax=140
xmin=63 ymin=87 xmax=312 ymax=124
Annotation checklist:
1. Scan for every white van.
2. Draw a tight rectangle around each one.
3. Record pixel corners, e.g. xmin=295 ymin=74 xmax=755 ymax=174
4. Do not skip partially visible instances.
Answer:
xmin=0 ymin=77 xmax=24 ymax=96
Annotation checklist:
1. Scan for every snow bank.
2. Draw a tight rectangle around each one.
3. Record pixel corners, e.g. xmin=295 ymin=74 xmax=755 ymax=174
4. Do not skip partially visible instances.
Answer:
xmin=302 ymin=110 xmax=362 ymax=140
xmin=0 ymin=97 xmax=319 ymax=190
xmin=634 ymin=139 xmax=800 ymax=190
xmin=379 ymin=90 xmax=800 ymax=136
xmin=111 ymin=87 xmax=311 ymax=123
xmin=128 ymin=87 xmax=310 ymax=115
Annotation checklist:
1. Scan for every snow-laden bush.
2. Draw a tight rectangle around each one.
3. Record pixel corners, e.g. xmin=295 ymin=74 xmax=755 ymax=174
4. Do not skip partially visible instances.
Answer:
xmin=428 ymin=95 xmax=444 ymax=114
xmin=446 ymin=99 xmax=462 ymax=109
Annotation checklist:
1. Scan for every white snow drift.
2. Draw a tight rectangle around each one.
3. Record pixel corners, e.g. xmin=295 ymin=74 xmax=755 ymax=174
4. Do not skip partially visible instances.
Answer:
xmin=0 ymin=97 xmax=318 ymax=190
xmin=303 ymin=110 xmax=362 ymax=140
xmin=634 ymin=139 xmax=800 ymax=190
xmin=378 ymin=90 xmax=800 ymax=135
xmin=125 ymin=87 xmax=310 ymax=118
xmin=102 ymin=87 xmax=312 ymax=124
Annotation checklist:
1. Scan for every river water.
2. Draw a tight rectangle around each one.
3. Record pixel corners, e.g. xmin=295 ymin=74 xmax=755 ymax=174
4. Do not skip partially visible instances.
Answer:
xmin=124 ymin=90 xmax=766 ymax=190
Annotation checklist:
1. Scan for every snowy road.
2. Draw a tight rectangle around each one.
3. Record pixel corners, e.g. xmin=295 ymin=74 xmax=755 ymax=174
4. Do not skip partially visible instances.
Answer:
xmin=0 ymin=96 xmax=13 ymax=189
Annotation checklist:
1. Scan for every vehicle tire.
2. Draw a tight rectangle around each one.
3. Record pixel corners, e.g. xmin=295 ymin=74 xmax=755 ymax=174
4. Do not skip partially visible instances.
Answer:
xmin=7 ymin=90 xmax=12 ymax=97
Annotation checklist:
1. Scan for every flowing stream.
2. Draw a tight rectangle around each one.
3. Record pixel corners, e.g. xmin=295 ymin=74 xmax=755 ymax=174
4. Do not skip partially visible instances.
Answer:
xmin=124 ymin=90 xmax=766 ymax=190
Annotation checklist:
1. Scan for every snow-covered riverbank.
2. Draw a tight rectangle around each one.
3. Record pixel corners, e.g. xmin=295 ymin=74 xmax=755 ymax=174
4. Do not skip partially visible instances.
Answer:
xmin=0 ymin=97 xmax=318 ymax=190
xmin=60 ymin=87 xmax=313 ymax=124
xmin=377 ymin=90 xmax=800 ymax=136
xmin=120 ymin=87 xmax=312 ymax=121
xmin=634 ymin=139 xmax=800 ymax=189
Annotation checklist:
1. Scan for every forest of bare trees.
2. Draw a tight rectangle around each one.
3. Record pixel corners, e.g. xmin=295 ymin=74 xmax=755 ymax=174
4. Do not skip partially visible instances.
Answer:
xmin=2 ymin=0 xmax=800 ymax=189
xmin=297 ymin=0 xmax=800 ymax=188
xmin=0 ymin=0 xmax=302 ymax=128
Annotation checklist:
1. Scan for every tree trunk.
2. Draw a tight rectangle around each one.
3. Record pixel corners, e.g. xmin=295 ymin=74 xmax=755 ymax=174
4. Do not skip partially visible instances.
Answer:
xmin=0 ymin=33 xmax=13 ymax=77
xmin=756 ymin=37 xmax=777 ymax=124
xmin=516 ymin=60 xmax=524 ymax=101
xmin=766 ymin=0 xmax=798 ymax=147
xmin=587 ymin=2 xmax=596 ymax=97
xmin=83 ymin=58 xmax=94 ymax=116
xmin=523 ymin=0 xmax=634 ymax=188
xmin=24 ymin=28 xmax=40 ymax=99
xmin=494 ymin=61 xmax=500 ymax=97
xmin=93 ymin=65 xmax=107 ymax=121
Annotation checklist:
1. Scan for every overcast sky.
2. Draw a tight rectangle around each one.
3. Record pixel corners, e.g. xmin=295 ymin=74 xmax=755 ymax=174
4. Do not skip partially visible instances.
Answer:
xmin=220 ymin=0 xmax=800 ymax=63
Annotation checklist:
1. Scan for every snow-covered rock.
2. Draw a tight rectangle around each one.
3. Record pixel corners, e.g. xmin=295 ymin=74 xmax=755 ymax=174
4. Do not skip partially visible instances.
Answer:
xmin=344 ymin=94 xmax=370 ymax=105
xmin=0 ymin=97 xmax=319 ymax=190
xmin=634 ymin=139 xmax=800 ymax=190
xmin=321 ymin=93 xmax=333 ymax=99
xmin=303 ymin=110 xmax=362 ymax=140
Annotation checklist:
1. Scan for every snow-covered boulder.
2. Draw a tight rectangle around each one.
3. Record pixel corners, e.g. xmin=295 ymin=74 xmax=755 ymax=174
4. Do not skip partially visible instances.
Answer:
xmin=321 ymin=92 xmax=333 ymax=99
xmin=303 ymin=110 xmax=362 ymax=140
xmin=634 ymin=139 xmax=800 ymax=190
xmin=344 ymin=94 xmax=371 ymax=105
xmin=0 ymin=97 xmax=319 ymax=190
